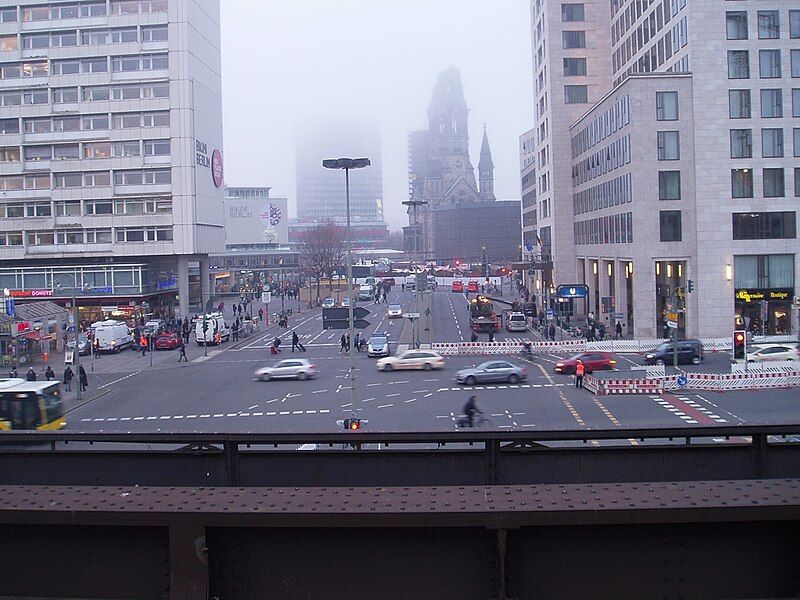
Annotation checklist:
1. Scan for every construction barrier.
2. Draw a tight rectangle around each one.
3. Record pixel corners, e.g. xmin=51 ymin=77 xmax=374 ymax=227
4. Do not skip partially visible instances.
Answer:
xmin=585 ymin=369 xmax=800 ymax=395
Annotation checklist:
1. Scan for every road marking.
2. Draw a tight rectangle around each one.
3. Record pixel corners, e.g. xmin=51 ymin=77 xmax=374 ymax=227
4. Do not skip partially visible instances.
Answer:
xmin=413 ymin=389 xmax=427 ymax=393
xmin=424 ymin=393 xmax=433 ymax=398
xmin=312 ymin=389 xmax=328 ymax=394
xmin=405 ymin=398 xmax=417 ymax=403
xmin=213 ymin=414 xmax=224 ymax=417
xmin=363 ymin=397 xmax=375 ymax=402
xmin=366 ymin=383 xmax=382 ymax=387
xmin=248 ymin=404 xmax=258 ymax=410
xmin=319 ymin=409 xmax=330 ymax=413
xmin=98 ymin=370 xmax=142 ymax=389
xmin=423 ymin=378 xmax=438 ymax=382
xmin=279 ymin=411 xmax=290 ymax=415
xmin=266 ymin=399 xmax=278 ymax=404
xmin=378 ymin=403 xmax=394 ymax=408
xmin=200 ymin=414 xmax=210 ymax=418
xmin=386 ymin=393 xmax=399 ymax=398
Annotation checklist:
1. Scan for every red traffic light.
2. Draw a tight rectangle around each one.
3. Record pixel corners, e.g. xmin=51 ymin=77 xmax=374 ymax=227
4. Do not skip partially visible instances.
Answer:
xmin=734 ymin=332 xmax=744 ymax=342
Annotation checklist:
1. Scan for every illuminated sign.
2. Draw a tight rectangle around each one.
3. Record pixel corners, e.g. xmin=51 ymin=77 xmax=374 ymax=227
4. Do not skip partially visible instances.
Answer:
xmin=735 ymin=288 xmax=793 ymax=303
xmin=9 ymin=289 xmax=53 ymax=298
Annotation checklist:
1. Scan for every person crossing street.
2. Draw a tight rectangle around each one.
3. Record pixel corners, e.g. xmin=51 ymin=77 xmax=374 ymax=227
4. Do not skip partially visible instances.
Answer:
xmin=575 ymin=360 xmax=585 ymax=389
xmin=177 ymin=339 xmax=188 ymax=362
xmin=291 ymin=331 xmax=306 ymax=352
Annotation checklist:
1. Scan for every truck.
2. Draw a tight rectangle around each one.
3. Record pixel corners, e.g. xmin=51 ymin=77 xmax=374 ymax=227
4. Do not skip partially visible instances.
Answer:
xmin=469 ymin=295 xmax=501 ymax=332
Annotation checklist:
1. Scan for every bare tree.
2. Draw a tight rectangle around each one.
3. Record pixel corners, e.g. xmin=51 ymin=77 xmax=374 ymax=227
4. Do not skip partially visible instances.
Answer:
xmin=299 ymin=222 xmax=346 ymax=300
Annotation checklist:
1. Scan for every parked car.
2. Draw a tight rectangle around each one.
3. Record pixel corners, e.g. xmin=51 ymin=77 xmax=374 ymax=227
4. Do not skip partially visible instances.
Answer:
xmin=154 ymin=331 xmax=182 ymax=350
xmin=467 ymin=280 xmax=479 ymax=293
xmin=255 ymin=359 xmax=317 ymax=381
xmin=66 ymin=334 xmax=91 ymax=356
xmin=142 ymin=319 xmax=166 ymax=336
xmin=746 ymin=344 xmax=799 ymax=363
xmin=452 ymin=280 xmax=464 ymax=293
xmin=554 ymin=352 xmax=617 ymax=374
xmin=387 ymin=304 xmax=403 ymax=318
xmin=322 ymin=297 xmax=336 ymax=309
xmin=341 ymin=297 xmax=351 ymax=308
xmin=504 ymin=312 xmax=527 ymax=332
xmin=456 ymin=361 xmax=527 ymax=385
xmin=376 ymin=350 xmax=445 ymax=372
xmin=644 ymin=340 xmax=703 ymax=366
xmin=367 ymin=332 xmax=391 ymax=358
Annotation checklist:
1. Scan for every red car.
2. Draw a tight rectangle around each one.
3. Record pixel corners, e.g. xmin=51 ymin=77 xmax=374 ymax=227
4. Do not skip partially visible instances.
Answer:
xmin=155 ymin=331 xmax=182 ymax=350
xmin=554 ymin=352 xmax=617 ymax=374
xmin=467 ymin=280 xmax=479 ymax=293
xmin=452 ymin=280 xmax=464 ymax=293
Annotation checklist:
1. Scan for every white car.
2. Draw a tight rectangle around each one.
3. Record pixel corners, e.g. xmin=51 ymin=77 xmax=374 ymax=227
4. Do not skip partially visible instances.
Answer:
xmin=322 ymin=297 xmax=336 ymax=308
xmin=747 ymin=344 xmax=799 ymax=363
xmin=387 ymin=304 xmax=403 ymax=318
xmin=255 ymin=359 xmax=317 ymax=381
xmin=376 ymin=350 xmax=445 ymax=372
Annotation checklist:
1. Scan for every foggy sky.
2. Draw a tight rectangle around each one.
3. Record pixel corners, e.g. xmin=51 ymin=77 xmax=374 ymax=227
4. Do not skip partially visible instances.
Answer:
xmin=219 ymin=0 xmax=533 ymax=231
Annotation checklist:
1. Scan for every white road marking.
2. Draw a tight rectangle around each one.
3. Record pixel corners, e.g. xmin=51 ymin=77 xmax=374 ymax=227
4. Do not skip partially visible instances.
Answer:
xmin=405 ymin=398 xmax=417 ymax=403
xmin=387 ymin=393 xmax=400 ymax=398
xmin=378 ymin=403 xmax=394 ymax=408
xmin=248 ymin=404 xmax=258 ymax=410
xmin=312 ymin=389 xmax=328 ymax=394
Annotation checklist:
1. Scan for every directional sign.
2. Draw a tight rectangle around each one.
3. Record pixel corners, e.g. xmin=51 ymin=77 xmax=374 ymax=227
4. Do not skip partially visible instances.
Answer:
xmin=425 ymin=307 xmax=431 ymax=317
xmin=555 ymin=284 xmax=589 ymax=299
xmin=322 ymin=307 xmax=370 ymax=330
xmin=677 ymin=374 xmax=688 ymax=387
xmin=546 ymin=308 xmax=554 ymax=320
xmin=261 ymin=292 xmax=271 ymax=304
xmin=322 ymin=319 xmax=370 ymax=330
xmin=666 ymin=320 xmax=678 ymax=329
xmin=404 ymin=312 xmax=420 ymax=319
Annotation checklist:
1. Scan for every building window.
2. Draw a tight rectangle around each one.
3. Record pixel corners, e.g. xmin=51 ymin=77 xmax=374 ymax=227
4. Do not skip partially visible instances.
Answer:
xmin=795 ymin=168 xmax=800 ymax=197
xmin=759 ymin=49 xmax=781 ymax=78
xmin=794 ymin=128 xmax=800 ymax=158
xmin=732 ymin=168 xmax=754 ymax=198
xmin=564 ymin=85 xmax=588 ymax=103
xmin=761 ymin=128 xmax=784 ymax=158
xmin=757 ymin=11 xmax=780 ymax=39
xmin=54 ymin=201 xmax=80 ymax=216
xmin=731 ymin=129 xmax=753 ymax=158
xmin=142 ymin=25 xmax=168 ymax=42
xmin=561 ymin=3 xmax=584 ymax=21
xmin=761 ymin=89 xmax=783 ymax=118
xmin=85 ymin=200 xmax=113 ymax=215
xmin=734 ymin=254 xmax=795 ymax=290
xmin=659 ymin=210 xmax=682 ymax=242
xmin=733 ymin=212 xmax=796 ymax=240
xmin=794 ymin=89 xmax=800 ymax=117
xmin=143 ymin=139 xmax=170 ymax=156
xmin=729 ymin=89 xmax=751 ymax=118
xmin=656 ymin=91 xmax=679 ymax=120
xmin=563 ymin=57 xmax=587 ymax=76
xmin=112 ymin=141 xmax=140 ymax=157
xmin=726 ymin=11 xmax=748 ymax=40
xmin=658 ymin=171 xmax=681 ymax=200
xmin=792 ymin=50 xmax=800 ymax=78
xmin=84 ymin=142 xmax=112 ymax=159
xmin=763 ymin=168 xmax=785 ymax=197
xmin=791 ymin=11 xmax=800 ymax=39
xmin=728 ymin=50 xmax=749 ymax=79
xmin=657 ymin=131 xmax=680 ymax=160
xmin=562 ymin=30 xmax=586 ymax=49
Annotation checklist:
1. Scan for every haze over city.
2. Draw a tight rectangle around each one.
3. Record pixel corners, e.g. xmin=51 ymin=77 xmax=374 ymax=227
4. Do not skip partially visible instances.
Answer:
xmin=220 ymin=0 xmax=533 ymax=230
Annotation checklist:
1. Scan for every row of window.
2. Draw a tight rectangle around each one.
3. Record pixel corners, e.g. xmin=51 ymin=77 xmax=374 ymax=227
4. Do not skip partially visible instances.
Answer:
xmin=612 ymin=2 xmax=686 ymax=76
xmin=732 ymin=212 xmax=796 ymax=240
xmin=729 ymin=87 xmax=800 ymax=119
xmin=733 ymin=254 xmax=795 ymax=291
xmin=0 ymin=111 xmax=169 ymax=135
xmin=0 ymin=168 xmax=171 ymax=190
xmin=731 ymin=167 xmax=800 ymax=199
xmin=571 ymin=96 xmax=631 ymax=158
xmin=51 ymin=53 xmax=168 ymax=75
xmin=0 ymin=226 xmax=173 ymax=247
xmin=574 ymin=212 xmax=634 ymax=245
xmin=573 ymin=173 xmax=633 ymax=216
xmin=16 ymin=25 xmax=167 ymax=50
xmin=0 ymin=139 xmax=169 ymax=162
xmin=728 ymin=49 xmax=800 ymax=79
xmin=726 ymin=10 xmax=800 ymax=41
xmin=572 ymin=135 xmax=632 ymax=186
xmin=730 ymin=128 xmax=800 ymax=159
xmin=0 ymin=197 xmax=171 ymax=218
xmin=2 ymin=1 xmax=166 ymax=23
xmin=0 ymin=82 xmax=169 ymax=106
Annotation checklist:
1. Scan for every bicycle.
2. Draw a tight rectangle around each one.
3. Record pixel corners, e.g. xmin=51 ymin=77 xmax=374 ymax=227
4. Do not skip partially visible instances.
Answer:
xmin=456 ymin=414 xmax=494 ymax=429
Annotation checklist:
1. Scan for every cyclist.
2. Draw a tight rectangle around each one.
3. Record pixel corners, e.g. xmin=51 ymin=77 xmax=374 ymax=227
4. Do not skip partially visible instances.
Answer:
xmin=461 ymin=395 xmax=482 ymax=428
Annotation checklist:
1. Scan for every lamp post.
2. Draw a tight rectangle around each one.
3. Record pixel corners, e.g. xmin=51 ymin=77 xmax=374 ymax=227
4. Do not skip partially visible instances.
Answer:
xmin=323 ymin=157 xmax=371 ymax=419
xmin=402 ymin=198 xmax=428 ymax=351
xmin=278 ymin=256 xmax=285 ymax=318
xmin=56 ymin=275 xmax=91 ymax=402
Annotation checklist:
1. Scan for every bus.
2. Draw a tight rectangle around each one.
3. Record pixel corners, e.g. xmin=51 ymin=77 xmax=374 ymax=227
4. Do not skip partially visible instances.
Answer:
xmin=0 ymin=379 xmax=66 ymax=431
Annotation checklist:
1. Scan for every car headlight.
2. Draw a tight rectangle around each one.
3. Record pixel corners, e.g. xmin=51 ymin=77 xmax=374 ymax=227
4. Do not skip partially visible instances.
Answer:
xmin=645 ymin=354 xmax=654 ymax=359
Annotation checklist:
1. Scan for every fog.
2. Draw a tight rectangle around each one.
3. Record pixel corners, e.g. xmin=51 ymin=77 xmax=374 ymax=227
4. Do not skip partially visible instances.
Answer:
xmin=220 ymin=0 xmax=532 ymax=232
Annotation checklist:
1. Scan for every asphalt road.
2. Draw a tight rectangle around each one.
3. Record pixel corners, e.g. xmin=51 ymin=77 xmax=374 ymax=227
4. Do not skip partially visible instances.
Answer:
xmin=60 ymin=289 xmax=800 ymax=434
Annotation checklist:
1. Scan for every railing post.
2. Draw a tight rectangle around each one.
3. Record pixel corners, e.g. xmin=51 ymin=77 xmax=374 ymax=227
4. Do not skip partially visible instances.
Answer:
xmin=491 ymin=528 xmax=510 ymax=600
xmin=169 ymin=524 xmax=208 ymax=600
xmin=484 ymin=439 xmax=500 ymax=485
xmin=752 ymin=432 xmax=768 ymax=478
xmin=223 ymin=441 xmax=240 ymax=486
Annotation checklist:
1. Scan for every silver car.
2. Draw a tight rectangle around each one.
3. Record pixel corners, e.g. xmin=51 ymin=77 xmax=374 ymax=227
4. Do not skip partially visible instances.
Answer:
xmin=255 ymin=359 xmax=317 ymax=381
xmin=456 ymin=361 xmax=528 ymax=385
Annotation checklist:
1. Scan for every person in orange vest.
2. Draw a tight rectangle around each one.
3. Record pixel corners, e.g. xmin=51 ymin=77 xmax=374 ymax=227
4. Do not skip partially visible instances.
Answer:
xmin=575 ymin=360 xmax=585 ymax=389
xmin=140 ymin=334 xmax=148 ymax=357
xmin=214 ymin=330 xmax=222 ymax=345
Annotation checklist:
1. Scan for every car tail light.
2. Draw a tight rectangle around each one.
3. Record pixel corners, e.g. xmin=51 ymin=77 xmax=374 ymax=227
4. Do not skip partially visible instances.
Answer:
xmin=521 ymin=368 xmax=527 ymax=375
xmin=310 ymin=364 xmax=317 ymax=370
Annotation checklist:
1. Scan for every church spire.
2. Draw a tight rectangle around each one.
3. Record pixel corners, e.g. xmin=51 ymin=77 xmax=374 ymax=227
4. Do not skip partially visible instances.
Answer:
xmin=479 ymin=124 xmax=495 ymax=201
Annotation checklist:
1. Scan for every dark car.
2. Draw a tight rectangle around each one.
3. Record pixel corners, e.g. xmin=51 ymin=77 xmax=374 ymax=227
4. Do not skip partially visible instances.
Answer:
xmin=644 ymin=339 xmax=703 ymax=365
xmin=554 ymin=352 xmax=617 ymax=374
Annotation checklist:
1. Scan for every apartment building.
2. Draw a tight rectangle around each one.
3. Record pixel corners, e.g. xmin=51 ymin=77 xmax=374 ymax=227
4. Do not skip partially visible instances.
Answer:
xmin=523 ymin=0 xmax=799 ymax=337
xmin=0 ymin=0 xmax=224 ymax=322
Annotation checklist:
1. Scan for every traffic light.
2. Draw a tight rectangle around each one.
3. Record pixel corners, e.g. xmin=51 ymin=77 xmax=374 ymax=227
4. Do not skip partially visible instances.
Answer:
xmin=733 ymin=330 xmax=746 ymax=360
xmin=687 ymin=279 xmax=694 ymax=293
xmin=343 ymin=418 xmax=362 ymax=430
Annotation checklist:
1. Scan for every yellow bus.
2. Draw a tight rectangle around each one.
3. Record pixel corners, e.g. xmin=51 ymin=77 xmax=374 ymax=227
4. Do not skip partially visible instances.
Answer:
xmin=0 ymin=378 xmax=66 ymax=431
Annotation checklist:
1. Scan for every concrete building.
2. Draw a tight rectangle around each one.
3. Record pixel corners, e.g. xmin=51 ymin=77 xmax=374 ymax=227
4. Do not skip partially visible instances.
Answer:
xmin=0 ymin=0 xmax=224 ymax=323
xmin=523 ymin=0 xmax=799 ymax=337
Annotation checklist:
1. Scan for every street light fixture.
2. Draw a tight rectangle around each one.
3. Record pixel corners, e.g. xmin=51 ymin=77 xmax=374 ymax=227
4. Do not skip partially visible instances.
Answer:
xmin=323 ymin=157 xmax=371 ymax=420
xmin=56 ymin=275 xmax=92 ymax=402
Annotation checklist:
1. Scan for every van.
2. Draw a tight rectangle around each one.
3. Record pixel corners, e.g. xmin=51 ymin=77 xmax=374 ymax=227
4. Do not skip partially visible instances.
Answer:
xmin=90 ymin=320 xmax=133 ymax=353
xmin=194 ymin=312 xmax=231 ymax=345
xmin=404 ymin=275 xmax=416 ymax=290
xmin=644 ymin=339 xmax=704 ymax=365
xmin=505 ymin=312 xmax=527 ymax=332
xmin=358 ymin=284 xmax=374 ymax=301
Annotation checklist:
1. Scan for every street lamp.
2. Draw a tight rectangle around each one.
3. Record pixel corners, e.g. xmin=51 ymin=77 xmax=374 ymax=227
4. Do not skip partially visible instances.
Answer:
xmin=278 ymin=256 xmax=285 ymax=318
xmin=56 ymin=275 xmax=92 ymax=402
xmin=323 ymin=157 xmax=371 ymax=419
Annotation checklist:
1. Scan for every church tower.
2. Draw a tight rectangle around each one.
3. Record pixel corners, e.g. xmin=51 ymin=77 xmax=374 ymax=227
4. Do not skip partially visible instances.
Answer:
xmin=479 ymin=124 xmax=496 ymax=201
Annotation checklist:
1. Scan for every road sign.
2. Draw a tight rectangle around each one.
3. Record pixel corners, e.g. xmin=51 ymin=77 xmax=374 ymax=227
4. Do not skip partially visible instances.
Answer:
xmin=546 ymin=308 xmax=554 ymax=320
xmin=425 ymin=307 xmax=431 ymax=317
xmin=322 ymin=307 xmax=370 ymax=330
xmin=555 ymin=284 xmax=589 ymax=299
xmin=666 ymin=312 xmax=678 ymax=323
xmin=261 ymin=292 xmax=271 ymax=304
xmin=666 ymin=320 xmax=678 ymax=329
xmin=677 ymin=374 xmax=688 ymax=387
xmin=322 ymin=319 xmax=370 ymax=330
xmin=4 ymin=297 xmax=14 ymax=317
xmin=404 ymin=312 xmax=420 ymax=319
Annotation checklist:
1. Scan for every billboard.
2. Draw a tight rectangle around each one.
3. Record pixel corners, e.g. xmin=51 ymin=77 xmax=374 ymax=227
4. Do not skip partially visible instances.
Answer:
xmin=223 ymin=196 xmax=289 ymax=246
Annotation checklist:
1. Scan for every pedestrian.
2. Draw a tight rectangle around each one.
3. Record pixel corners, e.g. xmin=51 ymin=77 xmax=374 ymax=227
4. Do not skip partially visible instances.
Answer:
xmin=63 ymin=366 xmax=74 ymax=391
xmin=346 ymin=333 xmax=350 ymax=351
xmin=271 ymin=337 xmax=282 ymax=354
xmin=548 ymin=323 xmax=556 ymax=341
xmin=79 ymin=365 xmax=88 ymax=392
xmin=488 ymin=330 xmax=494 ymax=343
xmin=9 ymin=365 xmax=18 ymax=378
xmin=292 ymin=330 xmax=306 ymax=352
xmin=615 ymin=321 xmax=623 ymax=339
xmin=575 ymin=360 xmax=585 ymax=389
xmin=354 ymin=332 xmax=361 ymax=352
xmin=177 ymin=339 xmax=188 ymax=362
xmin=92 ymin=338 xmax=100 ymax=358
xmin=26 ymin=367 xmax=36 ymax=381
xmin=45 ymin=365 xmax=55 ymax=381
xmin=470 ymin=331 xmax=478 ymax=342
xmin=258 ymin=307 xmax=264 ymax=323
xmin=401 ymin=282 xmax=405 ymax=291
xmin=214 ymin=330 xmax=222 ymax=345
xmin=140 ymin=334 xmax=148 ymax=357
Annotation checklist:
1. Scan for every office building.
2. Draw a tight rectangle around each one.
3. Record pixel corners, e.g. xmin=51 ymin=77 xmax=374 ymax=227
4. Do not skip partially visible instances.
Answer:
xmin=523 ymin=0 xmax=799 ymax=337
xmin=0 ymin=0 xmax=225 ymax=323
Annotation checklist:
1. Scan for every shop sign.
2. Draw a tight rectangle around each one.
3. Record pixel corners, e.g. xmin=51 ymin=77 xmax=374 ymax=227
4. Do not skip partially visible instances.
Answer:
xmin=16 ymin=321 xmax=30 ymax=333
xmin=735 ymin=288 xmax=793 ymax=303
xmin=93 ymin=287 xmax=113 ymax=294
xmin=157 ymin=278 xmax=177 ymax=290
xmin=9 ymin=289 xmax=53 ymax=298
xmin=101 ymin=306 xmax=118 ymax=312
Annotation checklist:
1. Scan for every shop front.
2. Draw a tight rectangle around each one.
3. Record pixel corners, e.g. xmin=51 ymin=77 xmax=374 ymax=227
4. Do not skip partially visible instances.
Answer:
xmin=734 ymin=288 xmax=793 ymax=335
